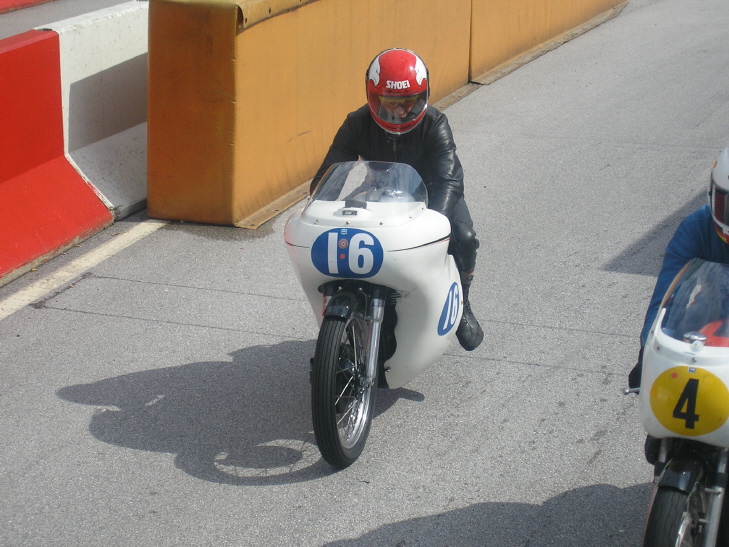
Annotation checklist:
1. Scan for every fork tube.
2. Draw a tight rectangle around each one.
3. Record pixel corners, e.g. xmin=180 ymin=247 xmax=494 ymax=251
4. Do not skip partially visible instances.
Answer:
xmin=702 ymin=448 xmax=729 ymax=547
xmin=365 ymin=287 xmax=386 ymax=387
xmin=643 ymin=439 xmax=671 ymax=538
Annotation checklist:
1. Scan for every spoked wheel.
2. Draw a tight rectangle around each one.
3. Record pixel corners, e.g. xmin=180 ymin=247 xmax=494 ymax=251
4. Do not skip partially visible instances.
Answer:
xmin=311 ymin=314 xmax=376 ymax=469
xmin=643 ymin=484 xmax=705 ymax=547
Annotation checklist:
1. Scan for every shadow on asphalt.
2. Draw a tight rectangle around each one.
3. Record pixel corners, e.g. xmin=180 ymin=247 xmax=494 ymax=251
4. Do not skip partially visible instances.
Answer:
xmin=602 ymin=191 xmax=707 ymax=276
xmin=56 ymin=339 xmax=424 ymax=485
xmin=323 ymin=482 xmax=650 ymax=547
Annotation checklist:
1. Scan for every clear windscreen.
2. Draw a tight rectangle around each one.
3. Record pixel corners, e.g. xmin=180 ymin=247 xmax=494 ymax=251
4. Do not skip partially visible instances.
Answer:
xmin=310 ymin=161 xmax=428 ymax=207
xmin=660 ymin=259 xmax=729 ymax=346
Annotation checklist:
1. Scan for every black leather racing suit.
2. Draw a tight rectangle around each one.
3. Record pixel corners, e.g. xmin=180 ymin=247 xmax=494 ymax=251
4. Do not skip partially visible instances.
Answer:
xmin=311 ymin=104 xmax=479 ymax=273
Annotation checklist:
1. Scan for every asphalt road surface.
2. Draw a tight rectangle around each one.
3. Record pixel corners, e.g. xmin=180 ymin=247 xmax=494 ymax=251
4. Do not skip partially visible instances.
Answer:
xmin=2 ymin=0 xmax=729 ymax=545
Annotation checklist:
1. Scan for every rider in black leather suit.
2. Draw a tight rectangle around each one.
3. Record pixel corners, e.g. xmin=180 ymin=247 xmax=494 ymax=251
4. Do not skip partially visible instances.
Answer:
xmin=310 ymin=48 xmax=484 ymax=351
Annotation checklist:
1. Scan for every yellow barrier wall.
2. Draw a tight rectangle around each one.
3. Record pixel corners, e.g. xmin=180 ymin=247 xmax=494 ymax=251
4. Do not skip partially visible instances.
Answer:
xmin=148 ymin=0 xmax=625 ymax=227
xmin=148 ymin=0 xmax=471 ymax=226
xmin=470 ymin=0 xmax=626 ymax=81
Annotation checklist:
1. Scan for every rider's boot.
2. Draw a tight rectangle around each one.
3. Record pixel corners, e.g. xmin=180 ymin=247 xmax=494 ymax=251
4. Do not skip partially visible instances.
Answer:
xmin=456 ymin=269 xmax=484 ymax=351
xmin=644 ymin=435 xmax=660 ymax=465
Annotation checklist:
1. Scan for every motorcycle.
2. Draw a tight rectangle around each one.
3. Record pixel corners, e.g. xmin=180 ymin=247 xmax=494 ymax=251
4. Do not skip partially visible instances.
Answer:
xmin=284 ymin=160 xmax=463 ymax=468
xmin=634 ymin=258 xmax=729 ymax=546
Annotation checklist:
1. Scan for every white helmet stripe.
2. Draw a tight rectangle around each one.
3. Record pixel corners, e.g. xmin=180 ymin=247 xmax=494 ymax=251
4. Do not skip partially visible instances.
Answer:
xmin=414 ymin=56 xmax=427 ymax=85
xmin=368 ymin=56 xmax=381 ymax=85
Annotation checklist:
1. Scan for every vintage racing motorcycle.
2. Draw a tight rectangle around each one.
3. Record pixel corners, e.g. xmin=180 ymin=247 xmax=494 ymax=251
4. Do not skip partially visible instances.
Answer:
xmin=284 ymin=161 xmax=463 ymax=469
xmin=635 ymin=259 xmax=729 ymax=546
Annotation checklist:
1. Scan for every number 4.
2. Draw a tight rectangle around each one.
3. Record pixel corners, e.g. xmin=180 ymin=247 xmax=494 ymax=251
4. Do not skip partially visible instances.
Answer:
xmin=673 ymin=378 xmax=700 ymax=429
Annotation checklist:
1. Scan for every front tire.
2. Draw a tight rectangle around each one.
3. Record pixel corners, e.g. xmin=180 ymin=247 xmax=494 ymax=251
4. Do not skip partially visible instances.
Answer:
xmin=643 ymin=485 xmax=705 ymax=547
xmin=311 ymin=314 xmax=376 ymax=469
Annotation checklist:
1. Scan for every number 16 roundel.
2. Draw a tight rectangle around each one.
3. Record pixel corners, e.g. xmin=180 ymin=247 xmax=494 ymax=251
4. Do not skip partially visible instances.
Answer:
xmin=650 ymin=366 xmax=729 ymax=436
xmin=311 ymin=229 xmax=384 ymax=278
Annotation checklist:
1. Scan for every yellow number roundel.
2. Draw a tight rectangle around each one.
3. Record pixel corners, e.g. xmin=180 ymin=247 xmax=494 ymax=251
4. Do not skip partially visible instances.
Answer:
xmin=650 ymin=366 xmax=729 ymax=436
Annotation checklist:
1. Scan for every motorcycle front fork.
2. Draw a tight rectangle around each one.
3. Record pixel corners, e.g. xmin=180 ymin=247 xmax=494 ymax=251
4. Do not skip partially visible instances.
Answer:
xmin=364 ymin=287 xmax=386 ymax=389
xmin=703 ymin=447 xmax=729 ymax=547
xmin=646 ymin=440 xmax=672 ymax=512
xmin=647 ymin=442 xmax=729 ymax=547
xmin=321 ymin=283 xmax=386 ymax=389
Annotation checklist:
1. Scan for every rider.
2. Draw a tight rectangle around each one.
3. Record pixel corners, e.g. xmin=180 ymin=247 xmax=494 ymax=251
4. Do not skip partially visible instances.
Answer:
xmin=629 ymin=147 xmax=729 ymax=461
xmin=309 ymin=48 xmax=484 ymax=351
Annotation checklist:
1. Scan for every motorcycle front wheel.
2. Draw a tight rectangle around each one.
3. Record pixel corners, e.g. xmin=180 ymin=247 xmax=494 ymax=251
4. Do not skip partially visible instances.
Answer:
xmin=311 ymin=314 xmax=376 ymax=469
xmin=643 ymin=485 xmax=705 ymax=547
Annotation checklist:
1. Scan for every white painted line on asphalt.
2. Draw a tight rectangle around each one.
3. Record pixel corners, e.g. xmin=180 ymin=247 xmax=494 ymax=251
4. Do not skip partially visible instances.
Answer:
xmin=0 ymin=219 xmax=168 ymax=321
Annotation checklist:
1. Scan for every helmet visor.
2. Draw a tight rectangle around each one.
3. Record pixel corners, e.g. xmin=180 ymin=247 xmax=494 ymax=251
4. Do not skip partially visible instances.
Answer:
xmin=711 ymin=174 xmax=729 ymax=227
xmin=368 ymin=91 xmax=428 ymax=127
xmin=379 ymin=95 xmax=422 ymax=110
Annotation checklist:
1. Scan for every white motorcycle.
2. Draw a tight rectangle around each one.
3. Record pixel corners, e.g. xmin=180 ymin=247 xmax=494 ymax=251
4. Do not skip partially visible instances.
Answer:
xmin=636 ymin=259 xmax=729 ymax=546
xmin=284 ymin=161 xmax=463 ymax=468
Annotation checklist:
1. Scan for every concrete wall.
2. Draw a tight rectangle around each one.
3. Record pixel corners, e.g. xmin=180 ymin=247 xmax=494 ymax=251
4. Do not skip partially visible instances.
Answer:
xmin=147 ymin=0 xmax=473 ymax=227
xmin=470 ymin=0 xmax=627 ymax=81
xmin=45 ymin=1 xmax=149 ymax=220
xmin=147 ymin=0 xmax=625 ymax=228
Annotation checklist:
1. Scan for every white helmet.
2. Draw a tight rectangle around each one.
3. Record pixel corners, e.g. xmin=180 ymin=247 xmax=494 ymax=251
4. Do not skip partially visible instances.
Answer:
xmin=710 ymin=147 xmax=729 ymax=243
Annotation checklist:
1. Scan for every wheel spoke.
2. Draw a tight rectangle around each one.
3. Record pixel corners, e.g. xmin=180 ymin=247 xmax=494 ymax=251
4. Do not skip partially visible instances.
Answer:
xmin=334 ymin=326 xmax=363 ymax=440
xmin=337 ymin=396 xmax=358 ymax=426
xmin=335 ymin=372 xmax=355 ymax=404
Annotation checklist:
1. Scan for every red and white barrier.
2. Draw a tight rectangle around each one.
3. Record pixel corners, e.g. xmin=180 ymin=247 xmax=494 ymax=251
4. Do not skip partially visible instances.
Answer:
xmin=0 ymin=30 xmax=113 ymax=283
xmin=0 ymin=1 xmax=148 ymax=285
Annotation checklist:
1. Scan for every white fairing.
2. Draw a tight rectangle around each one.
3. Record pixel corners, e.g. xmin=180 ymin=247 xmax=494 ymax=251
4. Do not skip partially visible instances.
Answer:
xmin=284 ymin=161 xmax=462 ymax=389
xmin=638 ymin=259 xmax=729 ymax=447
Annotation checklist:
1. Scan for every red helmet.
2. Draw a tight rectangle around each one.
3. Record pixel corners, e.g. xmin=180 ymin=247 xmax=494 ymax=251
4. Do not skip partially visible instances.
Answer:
xmin=366 ymin=49 xmax=429 ymax=135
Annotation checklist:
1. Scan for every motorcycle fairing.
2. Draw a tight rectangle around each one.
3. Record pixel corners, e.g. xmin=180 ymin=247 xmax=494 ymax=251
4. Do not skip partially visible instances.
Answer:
xmin=437 ymin=282 xmax=460 ymax=336
xmin=639 ymin=259 xmax=729 ymax=447
xmin=285 ymin=161 xmax=463 ymax=388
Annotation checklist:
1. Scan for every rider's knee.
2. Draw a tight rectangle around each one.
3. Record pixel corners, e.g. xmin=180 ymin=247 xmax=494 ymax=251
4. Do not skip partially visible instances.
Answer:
xmin=452 ymin=223 xmax=479 ymax=253
xmin=450 ymin=222 xmax=479 ymax=272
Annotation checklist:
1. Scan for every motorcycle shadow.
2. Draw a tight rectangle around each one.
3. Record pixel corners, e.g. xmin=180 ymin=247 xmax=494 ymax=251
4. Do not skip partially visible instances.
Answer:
xmin=56 ymin=339 xmax=424 ymax=485
xmin=323 ymin=482 xmax=649 ymax=547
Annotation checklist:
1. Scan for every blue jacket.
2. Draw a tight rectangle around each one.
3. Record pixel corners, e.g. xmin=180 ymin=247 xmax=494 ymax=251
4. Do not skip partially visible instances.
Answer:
xmin=641 ymin=205 xmax=729 ymax=345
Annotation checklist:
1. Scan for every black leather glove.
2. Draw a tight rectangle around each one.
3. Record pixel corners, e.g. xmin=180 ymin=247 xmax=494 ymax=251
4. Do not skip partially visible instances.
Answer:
xmin=628 ymin=346 xmax=645 ymax=389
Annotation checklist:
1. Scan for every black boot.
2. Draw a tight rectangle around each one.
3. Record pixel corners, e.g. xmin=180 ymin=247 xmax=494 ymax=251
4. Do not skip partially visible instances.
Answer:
xmin=644 ymin=435 xmax=661 ymax=465
xmin=456 ymin=270 xmax=484 ymax=351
